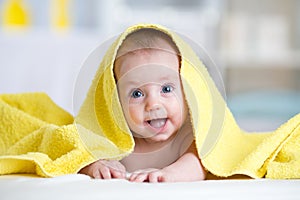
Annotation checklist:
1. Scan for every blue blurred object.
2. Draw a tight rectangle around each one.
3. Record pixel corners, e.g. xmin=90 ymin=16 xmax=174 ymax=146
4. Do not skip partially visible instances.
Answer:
xmin=227 ymin=90 xmax=300 ymax=131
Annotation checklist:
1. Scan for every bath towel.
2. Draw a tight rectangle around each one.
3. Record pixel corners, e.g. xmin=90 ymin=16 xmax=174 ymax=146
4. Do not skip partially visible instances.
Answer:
xmin=0 ymin=24 xmax=299 ymax=179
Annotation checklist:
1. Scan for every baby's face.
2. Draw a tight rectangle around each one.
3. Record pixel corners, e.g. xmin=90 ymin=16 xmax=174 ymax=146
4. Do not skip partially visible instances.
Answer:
xmin=114 ymin=49 xmax=188 ymax=143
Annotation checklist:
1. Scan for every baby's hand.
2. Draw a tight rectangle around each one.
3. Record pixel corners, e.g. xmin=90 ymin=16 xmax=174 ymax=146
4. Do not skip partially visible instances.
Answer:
xmin=129 ymin=168 xmax=172 ymax=183
xmin=79 ymin=160 xmax=126 ymax=179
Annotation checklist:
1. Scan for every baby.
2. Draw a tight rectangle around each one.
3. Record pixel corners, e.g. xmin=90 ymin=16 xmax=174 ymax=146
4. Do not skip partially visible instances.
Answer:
xmin=79 ymin=28 xmax=206 ymax=182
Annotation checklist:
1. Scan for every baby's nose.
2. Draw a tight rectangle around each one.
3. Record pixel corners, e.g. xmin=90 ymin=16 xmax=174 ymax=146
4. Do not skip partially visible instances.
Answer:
xmin=145 ymin=94 xmax=163 ymax=112
xmin=147 ymin=104 xmax=166 ymax=120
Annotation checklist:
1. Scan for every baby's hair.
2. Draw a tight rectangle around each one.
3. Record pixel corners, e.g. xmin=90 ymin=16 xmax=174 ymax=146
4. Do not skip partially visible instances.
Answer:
xmin=116 ymin=28 xmax=180 ymax=59
xmin=113 ymin=28 xmax=182 ymax=81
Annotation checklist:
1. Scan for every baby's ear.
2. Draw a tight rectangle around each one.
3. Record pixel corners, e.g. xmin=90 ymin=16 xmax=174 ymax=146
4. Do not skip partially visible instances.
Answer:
xmin=113 ymin=59 xmax=121 ymax=81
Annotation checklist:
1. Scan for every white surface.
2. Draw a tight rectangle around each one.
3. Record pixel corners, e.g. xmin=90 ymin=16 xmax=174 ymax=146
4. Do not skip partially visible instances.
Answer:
xmin=0 ymin=174 xmax=299 ymax=200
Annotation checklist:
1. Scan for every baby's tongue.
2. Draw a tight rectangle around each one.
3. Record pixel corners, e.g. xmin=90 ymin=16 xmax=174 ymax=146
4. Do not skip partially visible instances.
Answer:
xmin=149 ymin=118 xmax=166 ymax=128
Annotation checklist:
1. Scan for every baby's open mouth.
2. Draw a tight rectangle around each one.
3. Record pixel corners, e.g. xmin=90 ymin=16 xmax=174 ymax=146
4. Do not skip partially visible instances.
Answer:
xmin=147 ymin=118 xmax=167 ymax=128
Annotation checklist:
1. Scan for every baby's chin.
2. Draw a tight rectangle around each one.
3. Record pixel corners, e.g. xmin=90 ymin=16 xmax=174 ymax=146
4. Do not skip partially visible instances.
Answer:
xmin=131 ymin=131 xmax=158 ymax=140
xmin=147 ymin=135 xmax=174 ymax=143
xmin=133 ymin=131 xmax=176 ymax=144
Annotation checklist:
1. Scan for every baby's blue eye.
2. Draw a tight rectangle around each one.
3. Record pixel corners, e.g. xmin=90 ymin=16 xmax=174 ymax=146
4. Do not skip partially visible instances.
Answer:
xmin=131 ymin=89 xmax=144 ymax=98
xmin=161 ymin=85 xmax=173 ymax=93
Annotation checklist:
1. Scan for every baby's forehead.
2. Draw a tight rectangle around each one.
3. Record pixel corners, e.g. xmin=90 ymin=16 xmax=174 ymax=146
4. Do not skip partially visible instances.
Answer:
xmin=116 ymin=64 xmax=181 ymax=89
xmin=114 ymin=48 xmax=180 ymax=80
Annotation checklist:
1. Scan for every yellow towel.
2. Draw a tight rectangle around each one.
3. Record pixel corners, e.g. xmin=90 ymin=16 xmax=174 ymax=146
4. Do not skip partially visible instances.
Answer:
xmin=0 ymin=24 xmax=300 ymax=179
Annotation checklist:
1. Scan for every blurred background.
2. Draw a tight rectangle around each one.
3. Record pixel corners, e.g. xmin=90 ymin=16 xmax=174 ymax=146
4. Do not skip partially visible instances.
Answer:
xmin=0 ymin=0 xmax=299 ymax=132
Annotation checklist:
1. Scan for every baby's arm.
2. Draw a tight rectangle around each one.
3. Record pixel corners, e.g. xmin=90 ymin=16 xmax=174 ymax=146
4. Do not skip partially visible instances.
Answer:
xmin=79 ymin=160 xmax=126 ymax=179
xmin=129 ymin=141 xmax=206 ymax=182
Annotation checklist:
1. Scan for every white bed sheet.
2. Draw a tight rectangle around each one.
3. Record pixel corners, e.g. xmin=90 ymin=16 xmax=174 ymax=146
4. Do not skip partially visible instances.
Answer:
xmin=0 ymin=174 xmax=299 ymax=200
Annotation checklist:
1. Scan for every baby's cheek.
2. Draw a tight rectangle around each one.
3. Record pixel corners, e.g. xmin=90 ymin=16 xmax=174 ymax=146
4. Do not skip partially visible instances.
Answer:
xmin=167 ymin=97 xmax=185 ymax=115
xmin=168 ymin=102 xmax=187 ymax=126
xmin=128 ymin=106 xmax=143 ymax=125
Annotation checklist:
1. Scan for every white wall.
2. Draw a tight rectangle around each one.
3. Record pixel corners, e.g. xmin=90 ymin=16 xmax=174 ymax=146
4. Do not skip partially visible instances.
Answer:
xmin=0 ymin=31 xmax=102 ymax=114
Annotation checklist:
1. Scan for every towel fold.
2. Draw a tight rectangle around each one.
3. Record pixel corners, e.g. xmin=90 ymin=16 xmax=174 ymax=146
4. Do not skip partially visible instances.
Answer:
xmin=0 ymin=93 xmax=94 ymax=177
xmin=0 ymin=24 xmax=299 ymax=179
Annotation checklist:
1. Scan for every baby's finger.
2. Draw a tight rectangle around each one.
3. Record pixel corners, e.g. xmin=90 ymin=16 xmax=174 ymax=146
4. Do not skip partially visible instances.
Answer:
xmin=92 ymin=169 xmax=102 ymax=179
xmin=99 ymin=166 xmax=112 ymax=179
xmin=115 ymin=162 xmax=126 ymax=173
xmin=148 ymin=172 xmax=160 ymax=183
xmin=128 ymin=172 xmax=140 ymax=182
xmin=131 ymin=173 xmax=148 ymax=182
xmin=111 ymin=168 xmax=125 ymax=179
xmin=109 ymin=162 xmax=126 ymax=179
